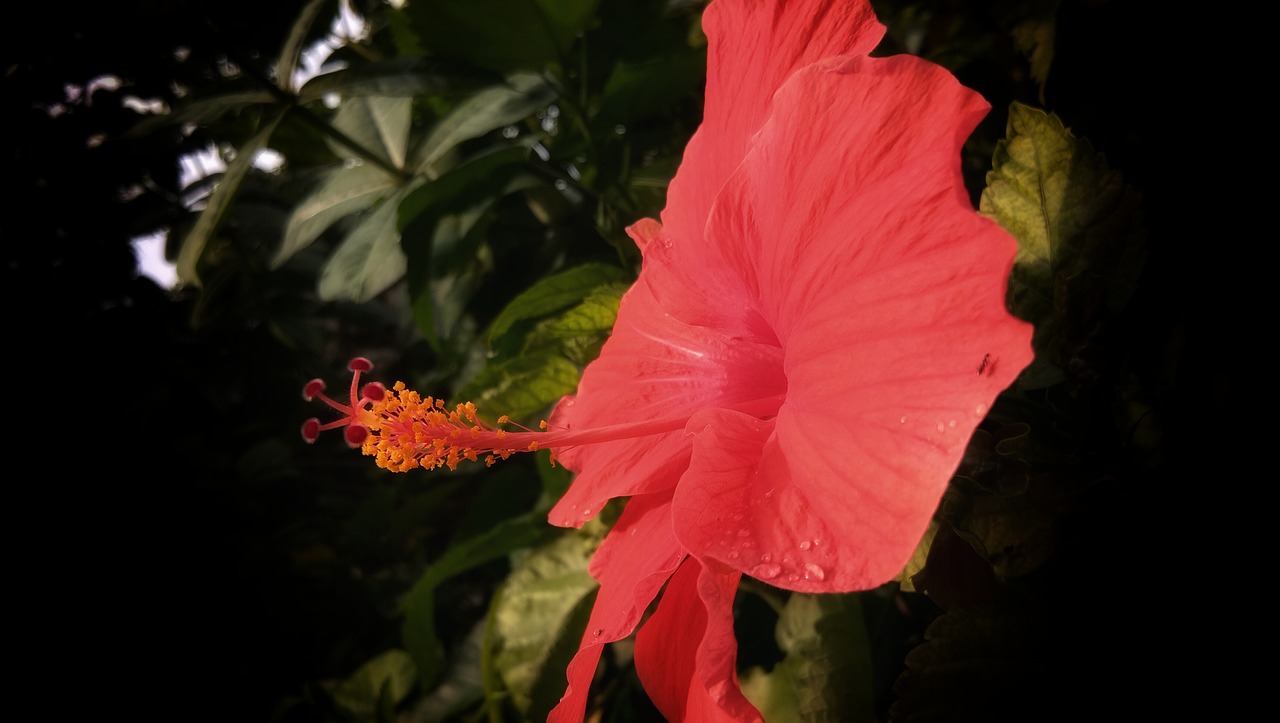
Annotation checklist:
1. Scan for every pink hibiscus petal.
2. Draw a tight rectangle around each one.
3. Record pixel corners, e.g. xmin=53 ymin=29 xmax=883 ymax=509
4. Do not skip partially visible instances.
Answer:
xmin=666 ymin=55 xmax=1033 ymax=590
xmin=663 ymin=0 xmax=885 ymax=250
xmin=548 ymin=274 xmax=785 ymax=527
xmin=548 ymin=492 xmax=686 ymax=722
xmin=634 ymin=557 xmax=760 ymax=722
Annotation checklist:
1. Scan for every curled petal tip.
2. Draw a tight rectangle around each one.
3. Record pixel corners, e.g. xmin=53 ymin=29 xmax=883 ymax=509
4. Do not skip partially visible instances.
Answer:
xmin=302 ymin=379 xmax=325 ymax=401
xmin=348 ymin=357 xmax=373 ymax=372
xmin=302 ymin=418 xmax=322 ymax=443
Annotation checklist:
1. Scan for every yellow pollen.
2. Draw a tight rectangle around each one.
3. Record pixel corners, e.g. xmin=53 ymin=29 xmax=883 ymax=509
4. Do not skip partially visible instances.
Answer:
xmin=347 ymin=381 xmax=550 ymax=474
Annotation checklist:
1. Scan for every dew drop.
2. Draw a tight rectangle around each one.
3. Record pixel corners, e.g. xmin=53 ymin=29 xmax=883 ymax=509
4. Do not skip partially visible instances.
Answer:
xmin=803 ymin=563 xmax=826 ymax=581
xmin=760 ymin=553 xmax=772 ymax=562
xmin=581 ymin=508 xmax=592 ymax=517
xmin=593 ymin=628 xmax=603 ymax=638
xmin=732 ymin=513 xmax=744 ymax=522
xmin=787 ymin=574 xmax=800 ymax=583
xmin=737 ymin=528 xmax=751 ymax=538
xmin=728 ymin=550 xmax=740 ymax=560
xmin=812 ymin=538 xmax=821 ymax=547
xmin=936 ymin=422 xmax=946 ymax=433
xmin=799 ymin=539 xmax=811 ymax=551
xmin=764 ymin=488 xmax=775 ymax=499
xmin=948 ymin=418 xmax=957 ymax=429
xmin=899 ymin=415 xmax=907 ymax=424
xmin=751 ymin=563 xmax=781 ymax=580
xmin=974 ymin=403 xmax=987 ymax=417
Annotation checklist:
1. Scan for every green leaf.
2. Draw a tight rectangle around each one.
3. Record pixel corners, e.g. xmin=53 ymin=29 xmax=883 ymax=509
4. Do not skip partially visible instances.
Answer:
xmin=328 ymin=96 xmax=412 ymax=170
xmin=410 ymin=73 xmax=557 ymax=174
xmin=484 ymin=531 xmax=597 ymax=721
xmin=317 ymin=184 xmax=419 ymax=302
xmin=121 ymin=90 xmax=278 ymax=138
xmin=399 ymin=144 xmax=535 ymax=229
xmin=175 ymin=109 xmax=286 ymax=288
xmin=296 ymin=57 xmax=496 ymax=102
xmin=413 ymin=622 xmax=488 ymax=723
xmin=890 ymin=604 xmax=1047 ymax=721
xmin=487 ymin=263 xmax=630 ymax=349
xmin=455 ymin=353 xmax=582 ymax=423
xmin=273 ymin=162 xmax=401 ymax=267
xmin=596 ymin=50 xmax=707 ymax=126
xmin=329 ymin=649 xmax=418 ymax=722
xmin=401 ymin=514 xmax=551 ymax=690
xmin=528 ymin=281 xmax=626 ymax=341
xmin=401 ymin=0 xmax=599 ymax=72
xmin=277 ymin=0 xmax=331 ymax=94
xmin=742 ymin=593 xmax=877 ymax=723
xmin=1011 ymin=15 xmax=1057 ymax=105
xmin=979 ymin=102 xmax=1145 ymax=387
xmin=523 ymin=281 xmax=627 ymax=365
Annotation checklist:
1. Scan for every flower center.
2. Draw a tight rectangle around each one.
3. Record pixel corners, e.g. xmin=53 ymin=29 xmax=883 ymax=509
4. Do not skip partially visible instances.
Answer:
xmin=301 ymin=357 xmax=783 ymax=472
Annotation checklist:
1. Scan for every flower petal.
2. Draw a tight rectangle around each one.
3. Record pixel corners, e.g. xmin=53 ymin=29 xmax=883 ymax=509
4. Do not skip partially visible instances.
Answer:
xmin=547 ymin=272 xmax=785 ymax=528
xmin=672 ymin=55 xmax=1034 ymax=592
xmin=634 ymin=557 xmax=760 ymax=722
xmin=548 ymin=492 xmax=686 ymax=723
xmin=663 ymin=0 xmax=885 ymax=250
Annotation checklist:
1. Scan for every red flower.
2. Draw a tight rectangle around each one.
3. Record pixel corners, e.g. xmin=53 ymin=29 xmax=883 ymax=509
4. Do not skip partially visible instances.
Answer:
xmin=544 ymin=0 xmax=1033 ymax=717
xmin=302 ymin=0 xmax=1033 ymax=718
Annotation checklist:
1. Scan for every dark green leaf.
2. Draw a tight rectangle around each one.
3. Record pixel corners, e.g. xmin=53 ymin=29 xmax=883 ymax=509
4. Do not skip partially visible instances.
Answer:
xmin=273 ymin=162 xmax=401 ymax=267
xmin=455 ymin=353 xmax=582 ymax=424
xmin=743 ymin=592 xmax=876 ymax=723
xmin=175 ymin=109 xmax=286 ymax=288
xmin=329 ymin=649 xmax=418 ymax=722
xmin=979 ymin=102 xmax=1146 ymax=388
xmin=402 ymin=514 xmax=551 ymax=690
xmin=487 ymin=263 xmax=629 ymax=349
xmin=398 ymin=144 xmax=536 ymax=229
xmin=484 ymin=531 xmax=597 ymax=720
xmin=297 ymin=57 xmax=496 ymax=102
xmin=410 ymin=73 xmax=557 ymax=173
xmin=401 ymin=0 xmax=599 ymax=72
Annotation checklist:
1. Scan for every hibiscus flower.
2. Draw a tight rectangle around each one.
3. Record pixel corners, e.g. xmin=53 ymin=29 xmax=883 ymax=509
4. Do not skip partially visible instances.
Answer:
xmin=302 ymin=0 xmax=1034 ymax=718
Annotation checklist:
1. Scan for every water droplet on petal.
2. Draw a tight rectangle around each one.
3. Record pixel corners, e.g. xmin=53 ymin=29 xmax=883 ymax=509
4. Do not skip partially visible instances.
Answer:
xmin=581 ymin=508 xmax=592 ymax=517
xmin=737 ymin=528 xmax=751 ymax=538
xmin=899 ymin=415 xmax=907 ymax=424
xmin=813 ymin=538 xmax=821 ymax=547
xmin=948 ymin=418 xmax=957 ymax=429
xmin=936 ymin=422 xmax=946 ymax=433
xmin=764 ymin=488 xmax=774 ymax=499
xmin=799 ymin=540 xmax=811 ymax=551
xmin=728 ymin=550 xmax=739 ymax=560
xmin=760 ymin=553 xmax=772 ymax=562
xmin=787 ymin=574 xmax=800 ymax=583
xmin=974 ymin=404 xmax=986 ymax=417
xmin=751 ymin=563 xmax=781 ymax=580
xmin=732 ymin=513 xmax=744 ymax=522
xmin=804 ymin=563 xmax=826 ymax=581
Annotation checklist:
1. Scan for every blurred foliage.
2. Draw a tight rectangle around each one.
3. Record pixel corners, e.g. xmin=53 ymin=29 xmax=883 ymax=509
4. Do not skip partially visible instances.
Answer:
xmin=4 ymin=0 xmax=1213 ymax=721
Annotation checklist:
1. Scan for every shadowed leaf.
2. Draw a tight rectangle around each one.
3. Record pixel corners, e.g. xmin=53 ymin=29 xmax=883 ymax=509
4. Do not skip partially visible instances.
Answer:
xmin=980 ymin=102 xmax=1145 ymax=388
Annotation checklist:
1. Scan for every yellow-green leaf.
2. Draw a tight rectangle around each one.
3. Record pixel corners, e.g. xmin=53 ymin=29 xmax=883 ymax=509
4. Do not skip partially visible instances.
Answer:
xmin=979 ymin=102 xmax=1145 ymax=387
